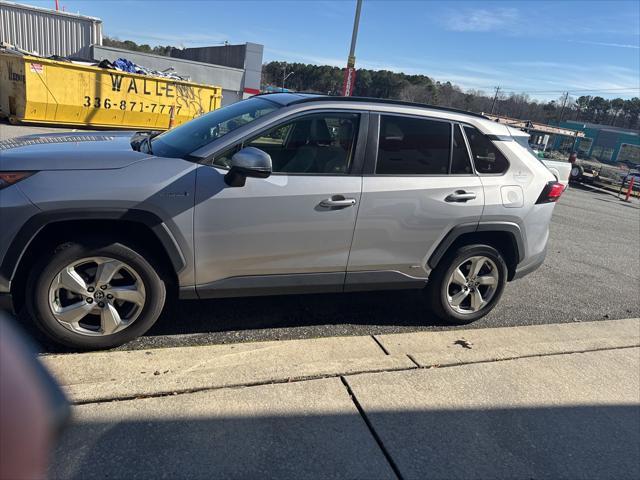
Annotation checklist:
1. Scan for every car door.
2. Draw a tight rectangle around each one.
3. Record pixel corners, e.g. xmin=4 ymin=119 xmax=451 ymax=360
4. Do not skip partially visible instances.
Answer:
xmin=193 ymin=110 xmax=367 ymax=296
xmin=346 ymin=113 xmax=485 ymax=289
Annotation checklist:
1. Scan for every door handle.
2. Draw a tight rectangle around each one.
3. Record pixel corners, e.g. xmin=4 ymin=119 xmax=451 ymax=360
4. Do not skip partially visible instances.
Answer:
xmin=319 ymin=195 xmax=357 ymax=208
xmin=445 ymin=190 xmax=477 ymax=202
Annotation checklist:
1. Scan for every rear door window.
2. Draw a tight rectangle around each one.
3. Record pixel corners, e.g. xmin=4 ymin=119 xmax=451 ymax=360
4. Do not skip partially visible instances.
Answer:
xmin=463 ymin=126 xmax=509 ymax=174
xmin=376 ymin=115 xmax=451 ymax=175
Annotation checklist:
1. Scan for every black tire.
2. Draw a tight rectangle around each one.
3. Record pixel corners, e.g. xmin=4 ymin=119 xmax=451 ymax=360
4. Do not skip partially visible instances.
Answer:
xmin=26 ymin=240 xmax=166 ymax=350
xmin=569 ymin=164 xmax=583 ymax=182
xmin=425 ymin=244 xmax=507 ymax=325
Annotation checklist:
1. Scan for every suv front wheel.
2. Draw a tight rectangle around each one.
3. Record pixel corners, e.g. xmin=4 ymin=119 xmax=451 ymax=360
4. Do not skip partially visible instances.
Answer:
xmin=27 ymin=241 xmax=166 ymax=350
xmin=426 ymin=244 xmax=507 ymax=324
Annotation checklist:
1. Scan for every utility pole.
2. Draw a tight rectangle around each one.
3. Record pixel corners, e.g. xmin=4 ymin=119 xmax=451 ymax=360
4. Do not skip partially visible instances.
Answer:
xmin=342 ymin=0 xmax=363 ymax=96
xmin=282 ymin=64 xmax=294 ymax=92
xmin=558 ymin=91 xmax=569 ymax=122
xmin=490 ymin=86 xmax=500 ymax=114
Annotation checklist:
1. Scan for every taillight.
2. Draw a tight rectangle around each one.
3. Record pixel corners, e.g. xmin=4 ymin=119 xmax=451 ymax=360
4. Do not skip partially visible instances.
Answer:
xmin=0 ymin=172 xmax=35 ymax=190
xmin=536 ymin=181 xmax=565 ymax=204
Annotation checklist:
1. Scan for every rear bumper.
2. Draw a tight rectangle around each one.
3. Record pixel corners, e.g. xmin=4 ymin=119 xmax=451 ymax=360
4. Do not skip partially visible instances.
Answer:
xmin=512 ymin=246 xmax=547 ymax=280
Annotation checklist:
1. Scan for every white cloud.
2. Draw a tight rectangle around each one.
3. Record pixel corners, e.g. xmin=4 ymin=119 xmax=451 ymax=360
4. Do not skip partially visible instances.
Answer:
xmin=398 ymin=61 xmax=639 ymax=100
xmin=313 ymin=1 xmax=351 ymax=19
xmin=263 ymin=48 xmax=429 ymax=75
xmin=264 ymin=48 xmax=345 ymax=67
xmin=444 ymin=8 xmax=519 ymax=32
xmin=569 ymin=40 xmax=640 ymax=50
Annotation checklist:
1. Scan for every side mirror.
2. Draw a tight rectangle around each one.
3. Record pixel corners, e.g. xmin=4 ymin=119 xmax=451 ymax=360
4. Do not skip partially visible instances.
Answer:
xmin=224 ymin=147 xmax=272 ymax=187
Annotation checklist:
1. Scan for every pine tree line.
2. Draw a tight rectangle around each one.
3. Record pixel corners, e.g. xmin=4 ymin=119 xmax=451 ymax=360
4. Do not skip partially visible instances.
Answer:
xmin=262 ymin=61 xmax=640 ymax=130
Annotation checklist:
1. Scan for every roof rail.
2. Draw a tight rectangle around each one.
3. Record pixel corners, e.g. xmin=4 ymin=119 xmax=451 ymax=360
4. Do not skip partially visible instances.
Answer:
xmin=249 ymin=91 xmax=290 ymax=97
xmin=288 ymin=94 xmax=489 ymax=119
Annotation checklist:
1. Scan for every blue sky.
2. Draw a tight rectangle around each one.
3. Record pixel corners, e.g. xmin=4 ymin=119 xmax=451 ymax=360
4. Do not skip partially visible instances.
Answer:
xmin=21 ymin=0 xmax=640 ymax=100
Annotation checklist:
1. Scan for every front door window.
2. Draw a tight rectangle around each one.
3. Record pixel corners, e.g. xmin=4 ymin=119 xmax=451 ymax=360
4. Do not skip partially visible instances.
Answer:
xmin=213 ymin=113 xmax=360 ymax=174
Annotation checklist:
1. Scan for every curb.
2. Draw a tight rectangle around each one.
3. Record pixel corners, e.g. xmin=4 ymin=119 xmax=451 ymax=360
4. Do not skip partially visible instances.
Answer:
xmin=41 ymin=318 xmax=640 ymax=404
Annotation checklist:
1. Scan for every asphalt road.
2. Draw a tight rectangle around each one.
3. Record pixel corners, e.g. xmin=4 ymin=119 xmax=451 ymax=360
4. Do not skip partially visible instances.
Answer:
xmin=112 ymin=184 xmax=638 ymax=351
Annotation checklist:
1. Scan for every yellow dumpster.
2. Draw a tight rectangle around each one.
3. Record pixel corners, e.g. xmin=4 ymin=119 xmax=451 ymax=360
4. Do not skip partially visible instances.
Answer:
xmin=0 ymin=53 xmax=223 ymax=130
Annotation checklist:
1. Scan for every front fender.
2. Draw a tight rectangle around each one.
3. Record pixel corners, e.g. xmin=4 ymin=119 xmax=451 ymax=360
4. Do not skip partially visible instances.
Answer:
xmin=0 ymin=209 xmax=187 ymax=290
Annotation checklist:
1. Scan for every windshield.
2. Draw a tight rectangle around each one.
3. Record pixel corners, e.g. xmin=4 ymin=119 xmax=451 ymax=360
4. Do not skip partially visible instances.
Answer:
xmin=151 ymin=97 xmax=280 ymax=158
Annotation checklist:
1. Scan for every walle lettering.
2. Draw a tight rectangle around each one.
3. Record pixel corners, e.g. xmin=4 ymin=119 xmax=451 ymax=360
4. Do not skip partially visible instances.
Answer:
xmin=109 ymin=73 xmax=175 ymax=98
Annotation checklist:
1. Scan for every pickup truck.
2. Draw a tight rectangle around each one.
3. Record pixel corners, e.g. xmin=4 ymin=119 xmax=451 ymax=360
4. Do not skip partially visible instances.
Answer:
xmin=541 ymin=159 xmax=571 ymax=188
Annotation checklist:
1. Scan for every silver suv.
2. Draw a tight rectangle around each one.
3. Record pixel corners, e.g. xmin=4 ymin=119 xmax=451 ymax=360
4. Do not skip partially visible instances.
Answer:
xmin=0 ymin=94 xmax=564 ymax=349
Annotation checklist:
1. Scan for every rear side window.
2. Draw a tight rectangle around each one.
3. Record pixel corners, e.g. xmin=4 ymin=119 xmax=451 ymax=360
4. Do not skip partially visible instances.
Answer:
xmin=376 ymin=115 xmax=451 ymax=175
xmin=513 ymin=133 xmax=547 ymax=165
xmin=463 ymin=126 xmax=509 ymax=174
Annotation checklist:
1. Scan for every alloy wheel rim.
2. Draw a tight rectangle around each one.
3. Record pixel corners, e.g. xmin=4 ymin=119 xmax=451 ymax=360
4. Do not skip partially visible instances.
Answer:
xmin=446 ymin=255 xmax=499 ymax=315
xmin=47 ymin=256 xmax=146 ymax=336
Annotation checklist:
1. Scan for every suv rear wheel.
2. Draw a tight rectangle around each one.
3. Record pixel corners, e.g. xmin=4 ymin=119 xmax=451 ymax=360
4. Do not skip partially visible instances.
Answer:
xmin=426 ymin=244 xmax=507 ymax=324
xmin=27 ymin=241 xmax=166 ymax=350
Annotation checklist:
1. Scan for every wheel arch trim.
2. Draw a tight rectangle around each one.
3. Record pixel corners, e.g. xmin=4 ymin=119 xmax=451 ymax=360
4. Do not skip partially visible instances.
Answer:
xmin=1 ymin=209 xmax=187 ymax=290
xmin=427 ymin=221 xmax=525 ymax=270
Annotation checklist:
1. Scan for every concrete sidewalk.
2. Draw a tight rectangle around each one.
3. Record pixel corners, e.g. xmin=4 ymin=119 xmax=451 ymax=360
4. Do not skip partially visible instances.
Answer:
xmin=45 ymin=319 xmax=640 ymax=479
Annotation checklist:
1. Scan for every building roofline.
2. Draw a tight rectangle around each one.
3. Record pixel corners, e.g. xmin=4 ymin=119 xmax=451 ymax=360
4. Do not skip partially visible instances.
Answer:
xmin=92 ymin=45 xmax=245 ymax=73
xmin=0 ymin=0 xmax=102 ymax=23
xmin=563 ymin=119 xmax=639 ymax=136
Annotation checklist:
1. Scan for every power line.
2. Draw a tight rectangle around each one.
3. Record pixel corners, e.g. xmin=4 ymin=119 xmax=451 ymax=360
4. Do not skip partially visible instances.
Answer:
xmin=560 ymin=88 xmax=638 ymax=92
xmin=475 ymin=86 xmax=639 ymax=95
xmin=476 ymin=86 xmax=639 ymax=92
